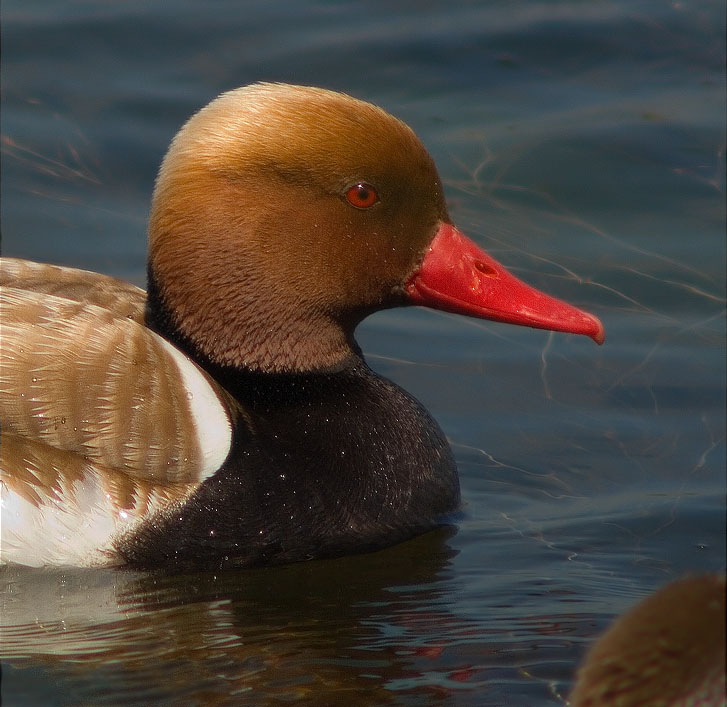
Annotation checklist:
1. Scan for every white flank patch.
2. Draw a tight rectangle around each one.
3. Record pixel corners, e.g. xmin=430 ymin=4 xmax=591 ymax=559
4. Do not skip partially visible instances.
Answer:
xmin=0 ymin=473 xmax=163 ymax=568
xmin=155 ymin=335 xmax=233 ymax=481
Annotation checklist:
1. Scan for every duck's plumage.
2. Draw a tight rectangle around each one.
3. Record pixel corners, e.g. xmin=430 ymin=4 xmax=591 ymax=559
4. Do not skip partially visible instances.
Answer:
xmin=570 ymin=574 xmax=726 ymax=706
xmin=1 ymin=259 xmax=233 ymax=566
xmin=0 ymin=83 xmax=603 ymax=569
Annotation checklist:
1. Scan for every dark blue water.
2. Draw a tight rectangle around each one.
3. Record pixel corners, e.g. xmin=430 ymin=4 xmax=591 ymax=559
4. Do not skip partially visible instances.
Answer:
xmin=1 ymin=1 xmax=725 ymax=704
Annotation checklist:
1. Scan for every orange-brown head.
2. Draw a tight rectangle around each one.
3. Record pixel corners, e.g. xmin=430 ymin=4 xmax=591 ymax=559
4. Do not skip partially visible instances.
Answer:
xmin=149 ymin=83 xmax=449 ymax=372
xmin=148 ymin=83 xmax=603 ymax=373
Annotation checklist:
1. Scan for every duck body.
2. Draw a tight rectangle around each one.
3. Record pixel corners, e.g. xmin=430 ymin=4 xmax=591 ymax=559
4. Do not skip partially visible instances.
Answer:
xmin=1 ymin=83 xmax=603 ymax=569
xmin=119 ymin=355 xmax=457 ymax=569
xmin=1 ymin=261 xmax=455 ymax=569
xmin=122 ymin=261 xmax=456 ymax=569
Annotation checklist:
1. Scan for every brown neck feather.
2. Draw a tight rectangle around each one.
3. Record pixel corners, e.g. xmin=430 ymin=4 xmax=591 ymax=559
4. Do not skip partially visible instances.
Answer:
xmin=146 ymin=264 xmax=364 ymax=374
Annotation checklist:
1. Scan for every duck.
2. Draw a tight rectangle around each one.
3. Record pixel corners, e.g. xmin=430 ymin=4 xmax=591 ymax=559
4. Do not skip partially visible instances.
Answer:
xmin=569 ymin=574 xmax=726 ymax=706
xmin=0 ymin=83 xmax=604 ymax=569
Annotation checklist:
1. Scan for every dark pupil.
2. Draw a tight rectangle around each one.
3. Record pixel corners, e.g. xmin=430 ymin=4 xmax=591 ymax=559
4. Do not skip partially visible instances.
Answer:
xmin=357 ymin=186 xmax=369 ymax=200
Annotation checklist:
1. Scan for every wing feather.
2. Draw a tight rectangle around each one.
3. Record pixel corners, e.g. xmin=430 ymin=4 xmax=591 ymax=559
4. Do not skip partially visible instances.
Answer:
xmin=0 ymin=260 xmax=233 ymax=486
xmin=0 ymin=257 xmax=147 ymax=322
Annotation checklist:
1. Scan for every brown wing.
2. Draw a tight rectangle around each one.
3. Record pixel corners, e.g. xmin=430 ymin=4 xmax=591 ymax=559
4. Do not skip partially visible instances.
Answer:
xmin=0 ymin=259 xmax=233 ymax=489
xmin=1 ymin=257 xmax=147 ymax=323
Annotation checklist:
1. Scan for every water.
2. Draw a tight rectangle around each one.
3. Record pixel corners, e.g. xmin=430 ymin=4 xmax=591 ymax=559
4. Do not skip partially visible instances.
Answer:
xmin=1 ymin=1 xmax=725 ymax=704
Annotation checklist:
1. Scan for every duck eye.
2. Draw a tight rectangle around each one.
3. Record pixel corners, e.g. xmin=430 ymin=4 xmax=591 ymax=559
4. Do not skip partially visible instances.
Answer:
xmin=345 ymin=183 xmax=379 ymax=209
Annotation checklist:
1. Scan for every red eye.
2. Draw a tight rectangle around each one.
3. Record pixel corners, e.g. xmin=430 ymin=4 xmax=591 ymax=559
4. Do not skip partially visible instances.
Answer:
xmin=345 ymin=182 xmax=379 ymax=209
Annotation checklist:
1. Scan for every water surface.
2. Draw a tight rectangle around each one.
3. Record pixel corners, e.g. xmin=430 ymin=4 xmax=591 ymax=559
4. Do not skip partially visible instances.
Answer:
xmin=1 ymin=1 xmax=725 ymax=704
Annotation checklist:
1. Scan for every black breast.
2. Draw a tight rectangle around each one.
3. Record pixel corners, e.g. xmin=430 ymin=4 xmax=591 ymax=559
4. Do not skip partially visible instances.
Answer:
xmin=118 ymin=358 xmax=460 ymax=570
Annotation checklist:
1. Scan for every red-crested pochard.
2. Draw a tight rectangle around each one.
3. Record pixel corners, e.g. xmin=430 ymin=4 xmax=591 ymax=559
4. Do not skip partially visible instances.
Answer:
xmin=0 ymin=83 xmax=604 ymax=568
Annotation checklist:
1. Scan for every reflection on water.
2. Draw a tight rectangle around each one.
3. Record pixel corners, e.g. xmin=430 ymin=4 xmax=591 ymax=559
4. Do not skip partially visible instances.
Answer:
xmin=0 ymin=525 xmax=615 ymax=704
xmin=3 ymin=532 xmax=480 ymax=703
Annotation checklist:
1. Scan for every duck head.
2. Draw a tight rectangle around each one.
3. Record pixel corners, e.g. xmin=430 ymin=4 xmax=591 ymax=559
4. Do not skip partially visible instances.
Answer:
xmin=148 ymin=83 xmax=603 ymax=373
